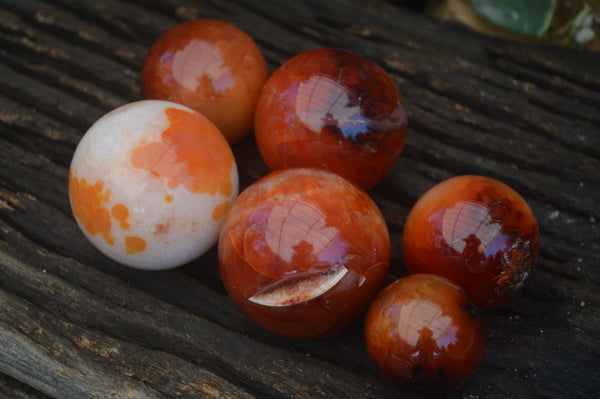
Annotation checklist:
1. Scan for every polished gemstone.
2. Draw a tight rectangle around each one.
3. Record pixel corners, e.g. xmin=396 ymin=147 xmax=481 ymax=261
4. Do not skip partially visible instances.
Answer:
xmin=254 ymin=48 xmax=407 ymax=190
xmin=402 ymin=175 xmax=540 ymax=309
xmin=69 ymin=100 xmax=238 ymax=270
xmin=218 ymin=168 xmax=390 ymax=338
xmin=142 ymin=19 xmax=269 ymax=142
xmin=365 ymin=273 xmax=486 ymax=395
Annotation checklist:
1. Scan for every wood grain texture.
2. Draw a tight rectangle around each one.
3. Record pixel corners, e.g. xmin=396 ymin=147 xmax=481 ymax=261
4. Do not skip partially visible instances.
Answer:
xmin=1 ymin=0 xmax=599 ymax=398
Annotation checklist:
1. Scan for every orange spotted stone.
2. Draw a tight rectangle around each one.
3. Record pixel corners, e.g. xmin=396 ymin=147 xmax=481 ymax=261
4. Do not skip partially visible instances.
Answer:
xmin=69 ymin=100 xmax=238 ymax=270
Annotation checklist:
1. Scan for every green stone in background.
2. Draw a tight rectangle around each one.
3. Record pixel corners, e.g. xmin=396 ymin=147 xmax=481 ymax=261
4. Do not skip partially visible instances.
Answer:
xmin=471 ymin=0 xmax=557 ymax=37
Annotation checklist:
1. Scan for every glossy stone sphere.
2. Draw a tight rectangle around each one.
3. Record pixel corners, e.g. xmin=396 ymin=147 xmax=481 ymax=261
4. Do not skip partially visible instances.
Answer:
xmin=254 ymin=48 xmax=407 ymax=190
xmin=403 ymin=175 xmax=540 ymax=310
xmin=365 ymin=273 xmax=486 ymax=395
xmin=141 ymin=19 xmax=269 ymax=143
xmin=218 ymin=168 xmax=391 ymax=338
xmin=69 ymin=100 xmax=238 ymax=270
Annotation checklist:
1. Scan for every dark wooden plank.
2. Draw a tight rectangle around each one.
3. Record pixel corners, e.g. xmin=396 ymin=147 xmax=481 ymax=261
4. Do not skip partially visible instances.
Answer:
xmin=0 ymin=373 xmax=55 ymax=399
xmin=1 ymin=0 xmax=599 ymax=398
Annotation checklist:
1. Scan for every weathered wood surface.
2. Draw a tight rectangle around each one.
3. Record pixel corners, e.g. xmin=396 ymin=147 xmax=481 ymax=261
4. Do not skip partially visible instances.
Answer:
xmin=1 ymin=0 xmax=599 ymax=397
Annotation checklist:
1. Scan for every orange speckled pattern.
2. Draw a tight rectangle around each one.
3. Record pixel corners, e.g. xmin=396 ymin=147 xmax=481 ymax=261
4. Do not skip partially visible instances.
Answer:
xmin=69 ymin=173 xmax=114 ymax=245
xmin=141 ymin=19 xmax=269 ymax=142
xmin=126 ymin=236 xmax=147 ymax=254
xmin=111 ymin=204 xmax=130 ymax=230
xmin=164 ymin=194 xmax=174 ymax=203
xmin=218 ymin=168 xmax=391 ymax=338
xmin=130 ymin=107 xmax=234 ymax=196
xmin=111 ymin=204 xmax=128 ymax=220
xmin=212 ymin=201 xmax=231 ymax=221
xmin=402 ymin=175 xmax=540 ymax=310
xmin=70 ymin=174 xmax=149 ymax=255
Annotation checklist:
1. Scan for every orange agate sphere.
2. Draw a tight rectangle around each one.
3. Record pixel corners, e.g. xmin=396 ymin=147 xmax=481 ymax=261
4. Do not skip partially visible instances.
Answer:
xmin=365 ymin=274 xmax=486 ymax=395
xmin=402 ymin=175 xmax=540 ymax=310
xmin=141 ymin=19 xmax=269 ymax=142
xmin=218 ymin=168 xmax=391 ymax=338
xmin=254 ymin=48 xmax=407 ymax=190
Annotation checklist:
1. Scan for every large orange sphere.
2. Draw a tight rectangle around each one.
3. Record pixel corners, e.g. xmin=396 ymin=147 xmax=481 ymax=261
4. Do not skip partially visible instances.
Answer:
xmin=218 ymin=168 xmax=391 ymax=338
xmin=141 ymin=19 xmax=269 ymax=142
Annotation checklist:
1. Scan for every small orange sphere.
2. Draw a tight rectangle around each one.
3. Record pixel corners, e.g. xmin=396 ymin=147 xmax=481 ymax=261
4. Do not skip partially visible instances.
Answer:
xmin=141 ymin=19 xmax=269 ymax=142
xmin=218 ymin=168 xmax=391 ymax=338
xmin=402 ymin=175 xmax=540 ymax=310
xmin=254 ymin=48 xmax=407 ymax=190
xmin=365 ymin=274 xmax=486 ymax=395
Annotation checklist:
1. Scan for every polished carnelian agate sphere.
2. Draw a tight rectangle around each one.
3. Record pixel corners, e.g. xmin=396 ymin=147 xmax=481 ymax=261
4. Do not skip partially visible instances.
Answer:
xmin=141 ymin=19 xmax=269 ymax=142
xmin=218 ymin=168 xmax=391 ymax=338
xmin=254 ymin=48 xmax=407 ymax=190
xmin=365 ymin=274 xmax=486 ymax=395
xmin=403 ymin=175 xmax=540 ymax=310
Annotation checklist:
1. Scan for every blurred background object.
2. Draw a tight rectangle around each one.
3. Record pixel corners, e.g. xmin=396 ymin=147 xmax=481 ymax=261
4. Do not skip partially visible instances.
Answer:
xmin=421 ymin=0 xmax=599 ymax=50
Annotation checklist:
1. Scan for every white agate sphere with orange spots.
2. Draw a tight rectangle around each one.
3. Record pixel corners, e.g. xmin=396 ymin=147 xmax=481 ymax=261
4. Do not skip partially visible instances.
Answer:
xmin=69 ymin=100 xmax=238 ymax=270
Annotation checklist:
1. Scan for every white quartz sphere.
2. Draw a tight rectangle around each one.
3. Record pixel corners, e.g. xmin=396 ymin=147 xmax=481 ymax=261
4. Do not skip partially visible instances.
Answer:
xmin=69 ymin=100 xmax=238 ymax=270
